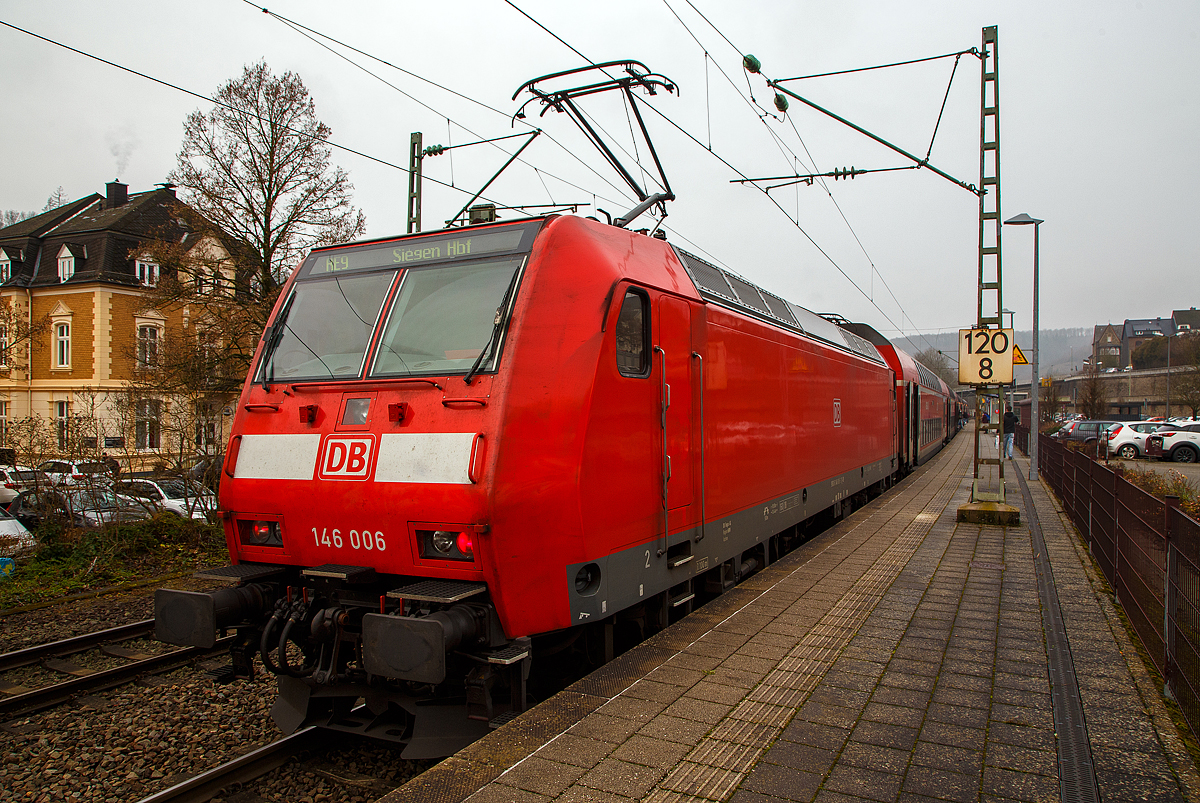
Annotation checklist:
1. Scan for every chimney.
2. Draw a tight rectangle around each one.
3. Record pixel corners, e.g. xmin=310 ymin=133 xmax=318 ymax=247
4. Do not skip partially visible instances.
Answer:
xmin=106 ymin=180 xmax=128 ymax=208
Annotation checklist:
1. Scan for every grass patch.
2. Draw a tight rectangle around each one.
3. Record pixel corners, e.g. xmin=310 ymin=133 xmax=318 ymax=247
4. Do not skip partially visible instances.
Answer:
xmin=0 ymin=514 xmax=227 ymax=609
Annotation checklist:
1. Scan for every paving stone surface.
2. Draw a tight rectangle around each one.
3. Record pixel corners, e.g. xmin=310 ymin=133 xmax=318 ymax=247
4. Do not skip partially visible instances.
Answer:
xmin=381 ymin=432 xmax=1200 ymax=803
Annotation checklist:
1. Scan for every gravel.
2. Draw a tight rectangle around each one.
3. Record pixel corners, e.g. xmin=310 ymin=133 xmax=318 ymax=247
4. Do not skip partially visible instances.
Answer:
xmin=0 ymin=581 xmax=432 ymax=802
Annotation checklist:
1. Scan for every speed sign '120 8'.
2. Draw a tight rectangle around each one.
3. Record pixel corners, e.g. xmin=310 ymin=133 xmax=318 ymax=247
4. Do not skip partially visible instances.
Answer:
xmin=958 ymin=328 xmax=1014 ymax=385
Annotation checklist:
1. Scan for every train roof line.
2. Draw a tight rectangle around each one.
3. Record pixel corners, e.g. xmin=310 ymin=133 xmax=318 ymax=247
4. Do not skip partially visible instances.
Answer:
xmin=672 ymin=245 xmax=885 ymax=367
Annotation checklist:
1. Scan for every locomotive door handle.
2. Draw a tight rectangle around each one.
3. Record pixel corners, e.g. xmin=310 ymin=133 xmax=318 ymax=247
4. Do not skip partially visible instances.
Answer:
xmin=224 ymin=435 xmax=243 ymax=479
xmin=468 ymin=433 xmax=485 ymax=484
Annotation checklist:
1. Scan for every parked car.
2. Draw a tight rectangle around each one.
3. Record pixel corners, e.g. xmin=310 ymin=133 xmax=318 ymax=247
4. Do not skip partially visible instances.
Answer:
xmin=0 ymin=466 xmax=51 ymax=508
xmin=8 ymin=489 xmax=72 ymax=530
xmin=1105 ymin=421 xmax=1173 ymax=460
xmin=60 ymin=488 xmax=153 ymax=527
xmin=0 ymin=506 xmax=35 ymax=556
xmin=114 ymin=478 xmax=216 ymax=520
xmin=1148 ymin=423 xmax=1200 ymax=464
xmin=186 ymin=454 xmax=225 ymax=493
xmin=1054 ymin=420 xmax=1121 ymax=444
xmin=10 ymin=487 xmax=151 ymax=529
xmin=37 ymin=460 xmax=113 ymax=487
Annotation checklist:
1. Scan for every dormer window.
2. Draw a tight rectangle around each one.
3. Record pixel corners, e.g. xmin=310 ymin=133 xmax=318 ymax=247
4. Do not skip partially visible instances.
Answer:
xmin=137 ymin=257 xmax=159 ymax=287
xmin=57 ymin=244 xmax=78 ymax=283
xmin=0 ymin=247 xmax=14 ymax=283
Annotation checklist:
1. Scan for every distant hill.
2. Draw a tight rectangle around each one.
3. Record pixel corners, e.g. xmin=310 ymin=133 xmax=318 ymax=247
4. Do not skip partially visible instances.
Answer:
xmin=890 ymin=328 xmax=1094 ymax=384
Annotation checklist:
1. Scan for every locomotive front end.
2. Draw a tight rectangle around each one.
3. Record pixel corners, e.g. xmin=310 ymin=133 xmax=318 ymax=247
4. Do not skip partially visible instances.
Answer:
xmin=155 ymin=219 xmax=544 ymax=756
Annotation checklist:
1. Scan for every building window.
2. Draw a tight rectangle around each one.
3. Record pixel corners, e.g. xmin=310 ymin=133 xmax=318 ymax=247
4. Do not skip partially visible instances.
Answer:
xmin=0 ymin=401 xmax=7 ymax=445
xmin=0 ymin=325 xmax=7 ymax=367
xmin=56 ymin=400 xmax=69 ymax=450
xmin=136 ymin=399 xmax=162 ymax=450
xmin=137 ymin=259 xmax=159 ymax=287
xmin=55 ymin=322 xmax=70 ymax=368
xmin=195 ymin=401 xmax=219 ymax=448
xmin=0 ymin=259 xmax=10 ymax=283
xmin=57 ymin=244 xmax=77 ymax=283
xmin=137 ymin=326 xmax=160 ymax=368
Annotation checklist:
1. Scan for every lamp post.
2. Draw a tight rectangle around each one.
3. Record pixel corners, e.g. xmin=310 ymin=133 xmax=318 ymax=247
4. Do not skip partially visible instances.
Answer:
xmin=1005 ymin=213 xmax=1043 ymax=480
xmin=1001 ymin=308 xmax=1016 ymax=413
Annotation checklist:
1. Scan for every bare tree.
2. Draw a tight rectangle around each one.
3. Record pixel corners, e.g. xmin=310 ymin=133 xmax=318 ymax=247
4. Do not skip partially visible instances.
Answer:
xmin=169 ymin=61 xmax=366 ymax=297
xmin=2 ymin=210 xmax=35 ymax=227
xmin=131 ymin=62 xmax=365 ymax=442
xmin=1080 ymin=365 xmax=1108 ymax=420
xmin=42 ymin=186 xmax=68 ymax=212
xmin=1039 ymin=378 xmax=1063 ymax=425
xmin=1171 ymin=366 xmax=1200 ymax=419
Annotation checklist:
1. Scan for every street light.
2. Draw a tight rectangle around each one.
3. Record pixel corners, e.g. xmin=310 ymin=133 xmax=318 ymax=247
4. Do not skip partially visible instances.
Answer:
xmin=1005 ymin=213 xmax=1043 ymax=481
xmin=1001 ymin=308 xmax=1016 ymax=414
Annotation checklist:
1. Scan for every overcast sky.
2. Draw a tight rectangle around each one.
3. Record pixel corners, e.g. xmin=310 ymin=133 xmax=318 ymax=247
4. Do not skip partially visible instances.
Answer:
xmin=2 ymin=0 xmax=1197 ymax=343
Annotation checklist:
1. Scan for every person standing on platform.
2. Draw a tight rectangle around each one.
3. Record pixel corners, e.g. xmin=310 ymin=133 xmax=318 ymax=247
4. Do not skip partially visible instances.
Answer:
xmin=1002 ymin=406 xmax=1018 ymax=459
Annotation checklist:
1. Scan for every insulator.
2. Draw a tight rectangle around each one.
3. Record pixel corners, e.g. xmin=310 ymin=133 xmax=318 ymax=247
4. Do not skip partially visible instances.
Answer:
xmin=743 ymin=54 xmax=762 ymax=74
xmin=773 ymin=93 xmax=789 ymax=113
xmin=423 ymin=144 xmax=445 ymax=157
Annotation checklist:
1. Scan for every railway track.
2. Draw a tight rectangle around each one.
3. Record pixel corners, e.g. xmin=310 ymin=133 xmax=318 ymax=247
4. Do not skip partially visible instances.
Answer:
xmin=0 ymin=618 xmax=232 ymax=718
xmin=134 ymin=727 xmax=325 ymax=803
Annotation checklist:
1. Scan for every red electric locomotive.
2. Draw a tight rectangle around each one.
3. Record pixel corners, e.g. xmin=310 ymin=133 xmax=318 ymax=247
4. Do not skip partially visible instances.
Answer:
xmin=156 ymin=213 xmax=946 ymax=757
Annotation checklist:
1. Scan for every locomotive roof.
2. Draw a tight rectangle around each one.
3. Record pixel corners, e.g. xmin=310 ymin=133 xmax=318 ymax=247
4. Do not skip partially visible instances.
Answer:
xmin=672 ymin=246 xmax=884 ymax=366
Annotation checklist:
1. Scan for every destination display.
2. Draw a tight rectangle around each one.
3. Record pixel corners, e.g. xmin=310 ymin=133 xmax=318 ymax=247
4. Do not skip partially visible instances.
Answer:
xmin=301 ymin=226 xmax=529 ymax=279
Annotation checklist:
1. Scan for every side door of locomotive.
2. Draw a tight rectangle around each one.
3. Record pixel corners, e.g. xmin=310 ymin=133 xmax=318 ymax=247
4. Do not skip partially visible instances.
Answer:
xmin=654 ymin=295 xmax=696 ymax=517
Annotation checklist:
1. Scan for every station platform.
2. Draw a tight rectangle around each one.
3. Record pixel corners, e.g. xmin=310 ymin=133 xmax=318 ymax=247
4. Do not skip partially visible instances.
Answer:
xmin=382 ymin=428 xmax=1200 ymax=803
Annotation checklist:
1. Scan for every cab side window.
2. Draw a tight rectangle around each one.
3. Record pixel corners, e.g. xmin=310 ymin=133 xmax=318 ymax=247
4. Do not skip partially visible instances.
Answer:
xmin=615 ymin=289 xmax=650 ymax=377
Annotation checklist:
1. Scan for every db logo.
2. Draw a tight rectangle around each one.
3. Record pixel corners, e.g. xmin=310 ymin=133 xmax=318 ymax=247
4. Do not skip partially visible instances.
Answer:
xmin=833 ymin=399 xmax=842 ymax=428
xmin=317 ymin=435 xmax=376 ymax=480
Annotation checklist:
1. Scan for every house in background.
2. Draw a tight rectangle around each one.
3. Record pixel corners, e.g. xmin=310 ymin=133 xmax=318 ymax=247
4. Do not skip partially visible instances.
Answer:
xmin=0 ymin=181 xmax=235 ymax=469
xmin=1091 ymin=324 xmax=1121 ymax=371
xmin=1121 ymin=318 xmax=1173 ymax=368
xmin=1173 ymin=308 xmax=1200 ymax=335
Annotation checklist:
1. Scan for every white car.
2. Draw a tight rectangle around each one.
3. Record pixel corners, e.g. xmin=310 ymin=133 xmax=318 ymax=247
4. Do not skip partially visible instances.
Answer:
xmin=114 ymin=478 xmax=217 ymax=520
xmin=1152 ymin=424 xmax=1200 ymax=464
xmin=0 ymin=506 xmax=35 ymax=556
xmin=37 ymin=459 xmax=113 ymax=487
xmin=0 ymin=466 xmax=51 ymax=508
xmin=1105 ymin=421 xmax=1173 ymax=460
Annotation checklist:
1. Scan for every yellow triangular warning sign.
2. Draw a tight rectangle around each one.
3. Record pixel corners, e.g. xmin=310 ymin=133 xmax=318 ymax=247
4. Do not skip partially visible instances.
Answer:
xmin=1012 ymin=344 xmax=1029 ymax=365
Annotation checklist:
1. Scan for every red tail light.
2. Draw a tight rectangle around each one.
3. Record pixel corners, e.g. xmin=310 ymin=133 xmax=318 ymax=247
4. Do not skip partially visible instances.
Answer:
xmin=1108 ymin=425 xmax=1122 ymax=440
xmin=3 ymin=483 xmax=14 ymax=489
xmin=456 ymin=532 xmax=474 ymax=557
xmin=72 ymin=474 xmax=85 ymax=480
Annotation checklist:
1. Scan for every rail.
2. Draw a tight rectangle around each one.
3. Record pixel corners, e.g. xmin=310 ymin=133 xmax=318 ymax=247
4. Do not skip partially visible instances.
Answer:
xmin=1037 ymin=433 xmax=1200 ymax=743
xmin=135 ymin=728 xmax=324 ymax=803
xmin=0 ymin=621 xmax=232 ymax=717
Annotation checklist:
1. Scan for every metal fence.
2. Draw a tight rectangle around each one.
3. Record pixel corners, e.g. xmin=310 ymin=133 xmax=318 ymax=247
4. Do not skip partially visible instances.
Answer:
xmin=1037 ymin=433 xmax=1200 ymax=741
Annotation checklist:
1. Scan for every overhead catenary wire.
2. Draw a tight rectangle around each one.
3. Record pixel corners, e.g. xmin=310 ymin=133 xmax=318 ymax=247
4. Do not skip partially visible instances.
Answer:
xmin=658 ymin=1 xmax=966 ymax=354
xmin=255 ymin=6 xmax=639 ymax=213
xmin=494 ymin=0 xmax=913 ymax=335
xmin=249 ymin=2 xmax=642 ymax=214
xmin=0 ymin=18 xmax=496 ymax=204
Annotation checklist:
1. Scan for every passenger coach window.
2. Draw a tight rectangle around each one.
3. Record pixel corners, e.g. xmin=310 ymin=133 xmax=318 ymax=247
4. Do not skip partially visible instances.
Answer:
xmin=615 ymin=290 xmax=649 ymax=377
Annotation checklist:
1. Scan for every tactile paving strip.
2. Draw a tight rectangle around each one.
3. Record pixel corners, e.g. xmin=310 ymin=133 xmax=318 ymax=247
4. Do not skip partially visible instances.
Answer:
xmin=647 ymin=448 xmax=971 ymax=801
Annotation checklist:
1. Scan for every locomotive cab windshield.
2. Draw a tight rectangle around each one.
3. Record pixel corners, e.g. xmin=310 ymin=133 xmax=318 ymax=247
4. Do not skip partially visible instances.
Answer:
xmin=258 ymin=221 xmax=541 ymax=383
